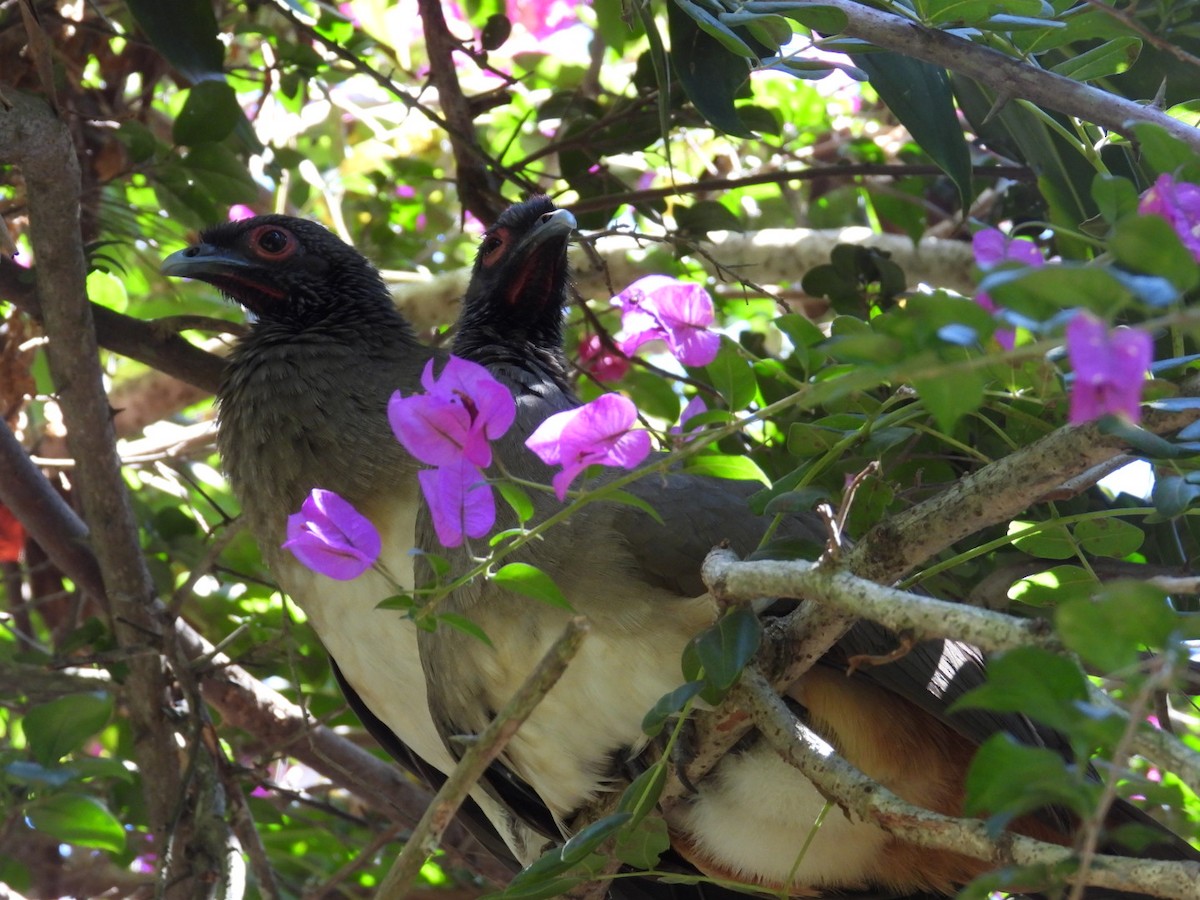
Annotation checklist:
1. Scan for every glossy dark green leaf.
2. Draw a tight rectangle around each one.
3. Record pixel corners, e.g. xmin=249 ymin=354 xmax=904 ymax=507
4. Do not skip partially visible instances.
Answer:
xmin=617 ymin=764 xmax=668 ymax=821
xmin=677 ymin=0 xmax=757 ymax=57
xmin=642 ymin=681 xmax=705 ymax=737
xmin=24 ymin=693 xmax=113 ymax=766
xmin=674 ymin=200 xmax=743 ymax=234
xmin=852 ymin=53 xmax=973 ymax=207
xmin=127 ymin=0 xmax=223 ymax=82
xmin=560 ymin=813 xmax=632 ymax=865
xmin=1151 ymin=474 xmax=1200 ymax=518
xmin=26 ymin=793 xmax=127 ymax=852
xmin=691 ymin=607 xmax=762 ymax=700
xmin=173 ymin=82 xmax=242 ymax=146
xmin=668 ymin=1 xmax=756 ymax=137
xmin=182 ymin=144 xmax=258 ymax=203
xmin=1050 ymin=37 xmax=1140 ymax=82
xmin=492 ymin=563 xmax=573 ymax=611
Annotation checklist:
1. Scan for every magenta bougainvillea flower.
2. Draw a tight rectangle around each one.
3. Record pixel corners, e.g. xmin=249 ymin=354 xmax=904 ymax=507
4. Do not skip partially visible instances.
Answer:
xmin=388 ymin=356 xmax=516 ymax=468
xmin=613 ymin=275 xmax=721 ymax=367
xmin=388 ymin=355 xmax=515 ymax=548
xmin=1138 ymin=173 xmax=1200 ymax=262
xmin=579 ymin=334 xmax=630 ymax=382
xmin=526 ymin=393 xmax=652 ymax=500
xmin=419 ymin=461 xmax=496 ymax=548
xmin=972 ymin=228 xmax=1045 ymax=350
xmin=282 ymin=489 xmax=381 ymax=580
xmin=1065 ymin=312 xmax=1153 ymax=425
xmin=670 ymin=395 xmax=709 ymax=436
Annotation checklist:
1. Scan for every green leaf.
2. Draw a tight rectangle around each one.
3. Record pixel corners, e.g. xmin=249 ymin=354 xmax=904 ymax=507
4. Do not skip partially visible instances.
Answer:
xmin=641 ymin=681 xmax=705 ymax=737
xmin=911 ymin=369 xmax=984 ymax=434
xmin=173 ymin=82 xmax=242 ymax=146
xmin=668 ymin=1 xmax=756 ymax=137
xmin=1130 ymin=123 xmax=1199 ymax=178
xmin=559 ymin=813 xmax=631 ymax=865
xmin=1057 ymin=581 xmax=1192 ymax=672
xmin=953 ymin=647 xmax=1089 ymax=734
xmin=605 ymin=489 xmax=664 ymax=525
xmin=24 ymin=693 xmax=113 ymax=766
xmin=1091 ymin=173 xmax=1140 ymax=225
xmin=127 ymin=0 xmax=224 ymax=82
xmin=436 ymin=612 xmax=493 ymax=647
xmin=1110 ymin=215 xmax=1200 ymax=291
xmin=497 ymin=482 xmax=534 ymax=523
xmin=682 ymin=454 xmax=769 ymax=486
xmin=1010 ymin=521 xmax=1076 ymax=560
xmin=1008 ymin=564 xmax=1099 ymax=608
xmin=704 ymin=339 xmax=758 ymax=409
xmin=613 ymin=814 xmax=671 ymax=869
xmin=852 ymin=52 xmax=973 ymax=207
xmin=492 ymin=563 xmax=573 ymax=611
xmin=963 ymin=735 xmax=1097 ymax=832
xmin=181 ymin=144 xmax=258 ymax=204
xmin=676 ymin=0 xmax=757 ymax=58
xmin=1073 ymin=517 xmax=1144 ymax=558
xmin=979 ymin=265 xmax=1130 ymax=318
xmin=25 ymin=793 xmax=127 ymax=852
xmin=675 ymin=200 xmax=744 ymax=235
xmin=1151 ymin=474 xmax=1200 ymax=518
xmin=617 ymin=764 xmax=668 ymax=823
xmin=1049 ymin=37 xmax=1140 ymax=82
xmin=690 ymin=607 xmax=762 ymax=702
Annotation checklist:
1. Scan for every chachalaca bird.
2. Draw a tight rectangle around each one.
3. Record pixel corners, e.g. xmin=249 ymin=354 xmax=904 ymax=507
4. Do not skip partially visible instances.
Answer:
xmin=417 ymin=196 xmax=1200 ymax=896
xmin=161 ymin=216 xmax=766 ymax=900
xmin=160 ymin=216 xmax=553 ymax=872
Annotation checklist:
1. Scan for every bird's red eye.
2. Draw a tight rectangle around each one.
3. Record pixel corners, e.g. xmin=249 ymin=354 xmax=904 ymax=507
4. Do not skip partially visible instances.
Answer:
xmin=480 ymin=229 xmax=508 ymax=266
xmin=249 ymin=225 xmax=297 ymax=260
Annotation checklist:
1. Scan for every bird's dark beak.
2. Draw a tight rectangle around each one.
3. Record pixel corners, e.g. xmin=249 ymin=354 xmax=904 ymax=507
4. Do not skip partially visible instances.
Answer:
xmin=161 ymin=243 xmax=285 ymax=311
xmin=525 ymin=208 xmax=577 ymax=249
xmin=161 ymin=243 xmax=256 ymax=280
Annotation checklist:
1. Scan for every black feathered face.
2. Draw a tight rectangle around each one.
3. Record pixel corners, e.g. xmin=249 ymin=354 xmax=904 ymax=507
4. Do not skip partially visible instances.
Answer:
xmin=470 ymin=196 xmax=576 ymax=321
xmin=161 ymin=215 xmax=389 ymax=322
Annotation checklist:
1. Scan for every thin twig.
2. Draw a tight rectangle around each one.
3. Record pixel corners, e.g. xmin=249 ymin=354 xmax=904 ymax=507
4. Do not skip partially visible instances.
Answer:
xmin=375 ymin=616 xmax=590 ymax=899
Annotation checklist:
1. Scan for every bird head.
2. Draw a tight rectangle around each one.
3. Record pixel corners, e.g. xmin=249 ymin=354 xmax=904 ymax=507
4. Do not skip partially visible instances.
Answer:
xmin=161 ymin=215 xmax=393 ymax=325
xmin=458 ymin=196 xmax=577 ymax=348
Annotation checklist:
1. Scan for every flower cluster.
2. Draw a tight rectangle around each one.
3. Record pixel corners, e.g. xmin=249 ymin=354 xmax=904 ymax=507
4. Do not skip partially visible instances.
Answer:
xmin=388 ymin=357 xmax=517 ymax=547
xmin=581 ymin=275 xmax=722 ymax=382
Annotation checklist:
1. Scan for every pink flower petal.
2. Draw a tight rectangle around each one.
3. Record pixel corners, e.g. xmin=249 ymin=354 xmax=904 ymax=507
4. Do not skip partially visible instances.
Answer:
xmin=1138 ymin=173 xmax=1200 ymax=262
xmin=1066 ymin=313 xmax=1152 ymax=425
xmin=419 ymin=462 xmax=496 ymax=548
xmin=281 ymin=488 xmax=380 ymax=580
